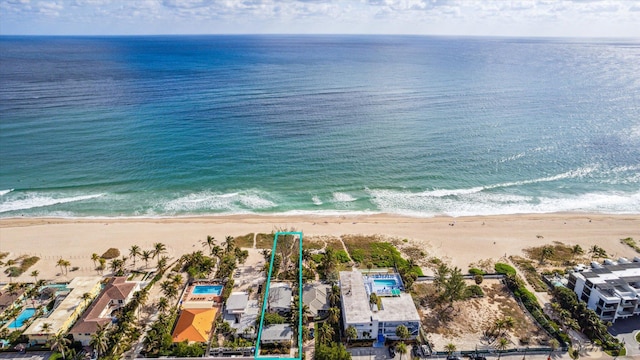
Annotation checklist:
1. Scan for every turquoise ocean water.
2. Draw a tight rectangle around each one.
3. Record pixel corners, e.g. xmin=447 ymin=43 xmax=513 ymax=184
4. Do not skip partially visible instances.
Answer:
xmin=0 ymin=36 xmax=639 ymax=218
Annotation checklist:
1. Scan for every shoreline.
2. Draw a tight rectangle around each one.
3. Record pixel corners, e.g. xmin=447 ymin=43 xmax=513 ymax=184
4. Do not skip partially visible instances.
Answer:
xmin=1 ymin=212 xmax=638 ymax=283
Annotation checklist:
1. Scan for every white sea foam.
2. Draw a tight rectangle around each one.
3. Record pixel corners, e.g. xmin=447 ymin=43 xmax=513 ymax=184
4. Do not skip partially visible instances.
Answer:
xmin=312 ymin=196 xmax=323 ymax=206
xmin=0 ymin=189 xmax=13 ymax=196
xmin=0 ymin=193 xmax=104 ymax=213
xmin=368 ymin=188 xmax=640 ymax=217
xmin=332 ymin=192 xmax=357 ymax=202
xmin=162 ymin=190 xmax=276 ymax=213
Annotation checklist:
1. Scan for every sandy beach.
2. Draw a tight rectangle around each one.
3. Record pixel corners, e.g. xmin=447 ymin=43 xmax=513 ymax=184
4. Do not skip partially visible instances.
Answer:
xmin=1 ymin=213 xmax=638 ymax=283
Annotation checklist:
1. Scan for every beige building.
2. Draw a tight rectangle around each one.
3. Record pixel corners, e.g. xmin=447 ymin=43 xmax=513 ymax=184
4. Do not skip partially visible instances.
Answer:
xmin=24 ymin=276 xmax=102 ymax=345
xmin=69 ymin=277 xmax=140 ymax=346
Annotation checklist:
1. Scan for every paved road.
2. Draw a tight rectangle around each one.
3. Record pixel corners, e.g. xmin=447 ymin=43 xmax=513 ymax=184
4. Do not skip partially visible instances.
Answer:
xmin=609 ymin=317 xmax=640 ymax=358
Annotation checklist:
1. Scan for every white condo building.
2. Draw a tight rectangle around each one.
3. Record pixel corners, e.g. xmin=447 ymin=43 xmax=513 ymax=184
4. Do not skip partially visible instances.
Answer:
xmin=568 ymin=260 xmax=640 ymax=323
xmin=339 ymin=270 xmax=420 ymax=344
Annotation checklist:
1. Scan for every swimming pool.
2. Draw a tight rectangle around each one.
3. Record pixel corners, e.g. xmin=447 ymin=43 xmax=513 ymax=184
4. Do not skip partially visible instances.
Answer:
xmin=8 ymin=308 xmax=36 ymax=329
xmin=374 ymin=279 xmax=398 ymax=287
xmin=193 ymin=285 xmax=223 ymax=295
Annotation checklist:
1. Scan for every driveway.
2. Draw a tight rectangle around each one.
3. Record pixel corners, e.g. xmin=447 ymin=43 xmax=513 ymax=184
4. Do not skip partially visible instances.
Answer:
xmin=350 ymin=346 xmax=393 ymax=360
xmin=0 ymin=352 xmax=52 ymax=359
xmin=609 ymin=317 xmax=640 ymax=358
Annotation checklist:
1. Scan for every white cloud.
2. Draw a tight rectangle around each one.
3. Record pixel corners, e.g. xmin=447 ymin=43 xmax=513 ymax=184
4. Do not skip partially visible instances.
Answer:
xmin=0 ymin=0 xmax=639 ymax=36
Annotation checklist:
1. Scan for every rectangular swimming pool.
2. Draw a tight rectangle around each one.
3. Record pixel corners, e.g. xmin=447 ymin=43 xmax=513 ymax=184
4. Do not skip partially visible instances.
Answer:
xmin=8 ymin=308 xmax=36 ymax=329
xmin=374 ymin=279 xmax=398 ymax=287
xmin=193 ymin=285 xmax=223 ymax=295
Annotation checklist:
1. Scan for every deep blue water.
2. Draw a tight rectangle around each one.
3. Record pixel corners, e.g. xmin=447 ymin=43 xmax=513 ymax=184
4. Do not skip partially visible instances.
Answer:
xmin=1 ymin=35 xmax=639 ymax=217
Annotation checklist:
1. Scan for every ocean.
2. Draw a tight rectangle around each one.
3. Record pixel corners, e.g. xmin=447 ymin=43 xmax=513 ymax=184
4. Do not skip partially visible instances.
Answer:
xmin=1 ymin=35 xmax=639 ymax=218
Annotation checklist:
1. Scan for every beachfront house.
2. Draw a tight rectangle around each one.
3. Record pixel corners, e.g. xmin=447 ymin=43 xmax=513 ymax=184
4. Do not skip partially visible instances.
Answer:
xmin=267 ymin=283 xmax=292 ymax=315
xmin=69 ymin=277 xmax=141 ymax=345
xmin=24 ymin=277 xmax=102 ymax=345
xmin=172 ymin=307 xmax=219 ymax=343
xmin=260 ymin=323 xmax=293 ymax=345
xmin=568 ymin=259 xmax=640 ymax=323
xmin=303 ymin=283 xmax=330 ymax=320
xmin=223 ymin=292 xmax=258 ymax=339
xmin=339 ymin=270 xmax=420 ymax=344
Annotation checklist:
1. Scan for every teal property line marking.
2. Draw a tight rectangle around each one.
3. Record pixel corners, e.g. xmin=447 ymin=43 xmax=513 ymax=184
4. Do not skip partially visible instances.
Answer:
xmin=254 ymin=231 xmax=303 ymax=360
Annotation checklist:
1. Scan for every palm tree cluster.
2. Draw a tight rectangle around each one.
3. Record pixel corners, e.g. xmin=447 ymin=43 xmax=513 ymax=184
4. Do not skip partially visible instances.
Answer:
xmin=589 ymin=245 xmax=607 ymax=259
xmin=56 ymin=258 xmax=72 ymax=275
xmin=89 ymin=242 xmax=168 ymax=277
xmin=553 ymin=286 xmax=622 ymax=354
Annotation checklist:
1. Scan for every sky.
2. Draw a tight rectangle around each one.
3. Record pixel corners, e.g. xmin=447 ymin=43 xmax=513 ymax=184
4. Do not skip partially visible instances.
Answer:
xmin=1 ymin=0 xmax=639 ymax=38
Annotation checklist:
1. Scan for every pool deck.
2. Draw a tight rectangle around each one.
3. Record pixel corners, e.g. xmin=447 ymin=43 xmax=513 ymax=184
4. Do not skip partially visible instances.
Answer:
xmin=181 ymin=282 xmax=223 ymax=306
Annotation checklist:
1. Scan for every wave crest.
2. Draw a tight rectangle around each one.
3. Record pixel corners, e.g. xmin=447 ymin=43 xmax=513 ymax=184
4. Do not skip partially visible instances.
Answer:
xmin=0 ymin=193 xmax=104 ymax=213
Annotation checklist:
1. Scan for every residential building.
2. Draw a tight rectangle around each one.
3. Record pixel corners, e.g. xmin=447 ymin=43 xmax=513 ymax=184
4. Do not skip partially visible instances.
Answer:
xmin=224 ymin=292 xmax=258 ymax=338
xmin=172 ymin=307 xmax=219 ymax=343
xmin=339 ymin=270 xmax=420 ymax=344
xmin=69 ymin=277 xmax=140 ymax=345
xmin=24 ymin=277 xmax=102 ymax=345
xmin=568 ymin=260 xmax=640 ymax=323
xmin=260 ymin=324 xmax=293 ymax=345
xmin=267 ymin=283 xmax=292 ymax=315
xmin=303 ymin=283 xmax=330 ymax=320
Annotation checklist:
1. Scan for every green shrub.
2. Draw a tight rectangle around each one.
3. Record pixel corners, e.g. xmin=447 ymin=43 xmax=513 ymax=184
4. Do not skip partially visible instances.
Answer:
xmin=494 ymin=263 xmax=516 ymax=275
xmin=335 ymin=250 xmax=351 ymax=263
xmin=310 ymin=254 xmax=324 ymax=264
xmin=469 ymin=268 xmax=486 ymax=275
xmin=263 ymin=312 xmax=285 ymax=325
xmin=474 ymin=274 xmax=484 ymax=284
xmin=464 ymin=284 xmax=484 ymax=298
xmin=101 ymin=248 xmax=120 ymax=259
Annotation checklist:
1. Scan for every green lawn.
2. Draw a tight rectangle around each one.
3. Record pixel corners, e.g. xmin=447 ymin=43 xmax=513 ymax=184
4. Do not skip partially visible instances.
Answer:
xmin=636 ymin=331 xmax=640 ymax=343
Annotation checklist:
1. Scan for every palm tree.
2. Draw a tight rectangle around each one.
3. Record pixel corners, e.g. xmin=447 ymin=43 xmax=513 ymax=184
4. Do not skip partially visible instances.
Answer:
xmin=62 ymin=260 xmax=71 ymax=275
xmin=503 ymin=316 xmax=515 ymax=334
xmin=41 ymin=322 xmax=52 ymax=334
xmin=445 ymin=343 xmax=456 ymax=356
xmin=540 ymin=245 xmax=554 ymax=264
xmin=141 ymin=250 xmax=152 ymax=268
xmin=202 ymin=235 xmax=215 ymax=252
xmin=30 ymin=270 xmax=39 ymax=283
xmin=395 ymin=324 xmax=410 ymax=341
xmin=90 ymin=323 xmax=109 ymax=359
xmin=327 ymin=307 xmax=340 ymax=325
xmin=346 ymin=325 xmax=358 ymax=344
xmin=153 ymin=242 xmax=167 ymax=265
xmin=494 ymin=318 xmax=505 ymax=337
xmin=91 ymin=253 xmax=100 ymax=268
xmin=98 ymin=258 xmax=106 ymax=274
xmin=56 ymin=258 xmax=66 ymax=275
xmin=157 ymin=297 xmax=169 ymax=314
xmin=318 ymin=322 xmax=334 ymax=345
xmin=396 ymin=342 xmax=408 ymax=360
xmin=81 ymin=292 xmax=93 ymax=304
xmin=571 ymin=245 xmax=584 ymax=258
xmin=129 ymin=245 xmax=141 ymax=268
xmin=171 ymin=274 xmax=183 ymax=287
xmin=496 ymin=337 xmax=509 ymax=359
xmin=157 ymin=256 xmax=168 ymax=271
xmin=224 ymin=236 xmax=235 ymax=253
xmin=329 ymin=284 xmax=341 ymax=307
xmin=49 ymin=332 xmax=71 ymax=359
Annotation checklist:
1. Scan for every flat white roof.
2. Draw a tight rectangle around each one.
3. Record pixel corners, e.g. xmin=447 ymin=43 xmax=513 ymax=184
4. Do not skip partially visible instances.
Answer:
xmin=376 ymin=293 xmax=421 ymax=323
xmin=340 ymin=271 xmax=372 ymax=324
xmin=340 ymin=270 xmax=421 ymax=325
xmin=24 ymin=276 xmax=102 ymax=336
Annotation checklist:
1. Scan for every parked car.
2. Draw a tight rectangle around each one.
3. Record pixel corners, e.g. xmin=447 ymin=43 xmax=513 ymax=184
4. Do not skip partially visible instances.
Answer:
xmin=446 ymin=356 xmax=460 ymax=360
xmin=309 ymin=327 xmax=315 ymax=339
